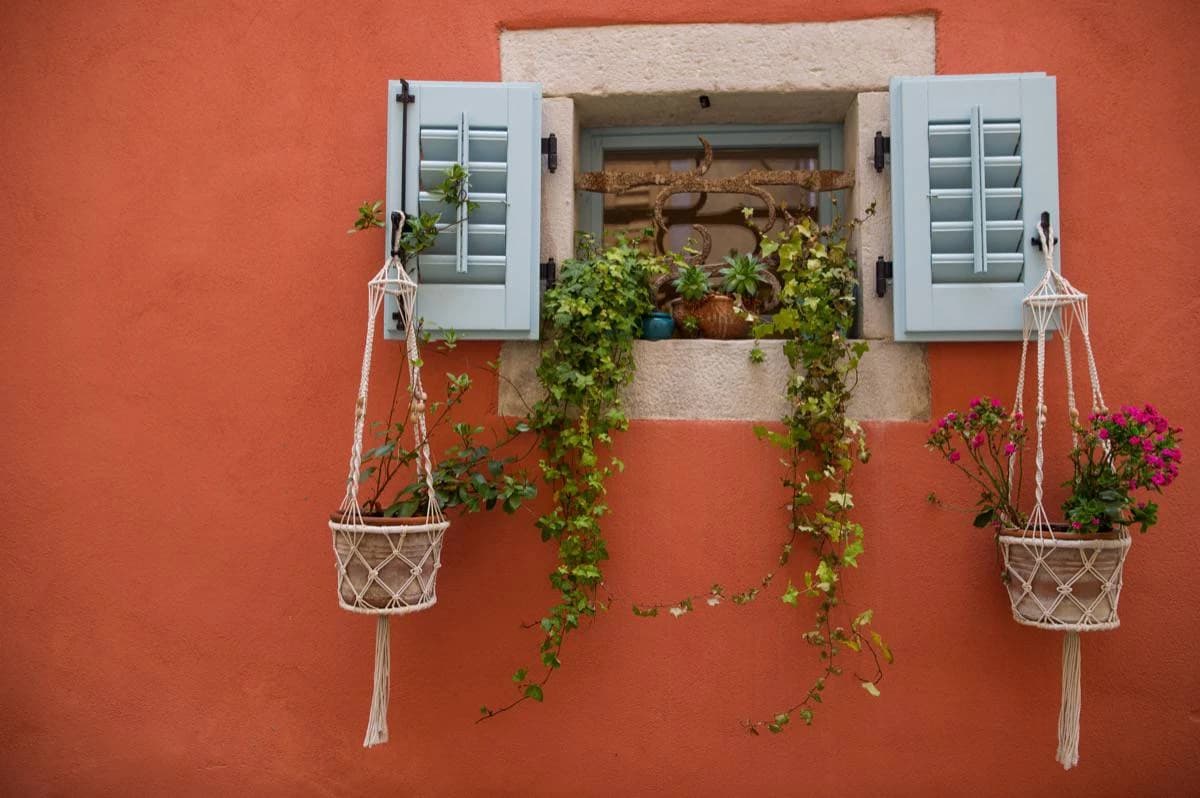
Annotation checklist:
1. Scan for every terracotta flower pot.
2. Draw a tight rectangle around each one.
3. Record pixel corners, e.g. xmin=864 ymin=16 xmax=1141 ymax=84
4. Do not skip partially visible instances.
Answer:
xmin=996 ymin=526 xmax=1131 ymax=630
xmin=669 ymin=299 xmax=703 ymax=338
xmin=695 ymin=294 xmax=751 ymax=339
xmin=670 ymin=295 xmax=750 ymax=339
xmin=328 ymin=512 xmax=449 ymax=614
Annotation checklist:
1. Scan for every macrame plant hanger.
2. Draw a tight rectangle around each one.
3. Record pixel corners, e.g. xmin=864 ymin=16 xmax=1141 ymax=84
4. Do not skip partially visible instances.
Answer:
xmin=998 ymin=216 xmax=1131 ymax=770
xmin=329 ymin=210 xmax=449 ymax=747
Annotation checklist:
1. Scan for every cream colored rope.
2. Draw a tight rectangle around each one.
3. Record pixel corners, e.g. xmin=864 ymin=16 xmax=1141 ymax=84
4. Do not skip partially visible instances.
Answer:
xmin=329 ymin=221 xmax=450 ymax=746
xmin=1000 ymin=221 xmax=1131 ymax=770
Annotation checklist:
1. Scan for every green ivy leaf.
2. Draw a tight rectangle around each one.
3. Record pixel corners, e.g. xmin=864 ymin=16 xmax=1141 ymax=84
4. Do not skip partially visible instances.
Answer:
xmin=781 ymin=581 xmax=801 ymax=605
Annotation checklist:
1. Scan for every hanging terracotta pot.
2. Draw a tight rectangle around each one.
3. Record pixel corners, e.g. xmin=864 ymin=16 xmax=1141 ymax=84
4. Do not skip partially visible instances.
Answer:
xmin=329 ymin=513 xmax=447 ymax=612
xmin=997 ymin=526 xmax=1131 ymax=629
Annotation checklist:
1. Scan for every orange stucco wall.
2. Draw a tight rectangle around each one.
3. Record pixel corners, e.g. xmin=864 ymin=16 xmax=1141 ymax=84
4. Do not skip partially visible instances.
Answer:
xmin=3 ymin=1 xmax=1199 ymax=794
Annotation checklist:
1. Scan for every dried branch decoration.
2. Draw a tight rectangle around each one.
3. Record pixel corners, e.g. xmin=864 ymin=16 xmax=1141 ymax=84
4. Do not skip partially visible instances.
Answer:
xmin=576 ymin=136 xmax=855 ymax=238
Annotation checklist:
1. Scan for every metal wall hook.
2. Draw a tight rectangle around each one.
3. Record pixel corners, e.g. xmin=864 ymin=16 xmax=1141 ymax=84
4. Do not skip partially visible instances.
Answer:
xmin=1031 ymin=210 xmax=1059 ymax=250
xmin=390 ymin=211 xmax=405 ymax=258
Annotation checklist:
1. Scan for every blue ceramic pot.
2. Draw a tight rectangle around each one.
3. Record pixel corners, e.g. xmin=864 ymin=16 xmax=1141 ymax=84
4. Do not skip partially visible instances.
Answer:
xmin=641 ymin=311 xmax=675 ymax=340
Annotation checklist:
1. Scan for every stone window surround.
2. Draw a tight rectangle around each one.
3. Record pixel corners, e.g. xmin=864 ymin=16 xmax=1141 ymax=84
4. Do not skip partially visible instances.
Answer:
xmin=495 ymin=17 xmax=936 ymax=422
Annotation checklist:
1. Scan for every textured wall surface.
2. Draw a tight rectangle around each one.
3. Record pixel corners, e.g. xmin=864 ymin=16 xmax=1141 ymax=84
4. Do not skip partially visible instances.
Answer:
xmin=2 ymin=1 xmax=1199 ymax=795
xmin=499 ymin=339 xmax=930 ymax=420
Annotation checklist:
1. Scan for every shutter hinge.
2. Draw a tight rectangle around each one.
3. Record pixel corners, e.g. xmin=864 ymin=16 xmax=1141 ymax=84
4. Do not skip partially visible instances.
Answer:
xmin=395 ymin=80 xmax=415 ymax=104
xmin=540 ymin=258 xmax=557 ymax=289
xmin=875 ymin=256 xmax=893 ymax=297
xmin=541 ymin=134 xmax=558 ymax=173
xmin=873 ymin=131 xmax=891 ymax=173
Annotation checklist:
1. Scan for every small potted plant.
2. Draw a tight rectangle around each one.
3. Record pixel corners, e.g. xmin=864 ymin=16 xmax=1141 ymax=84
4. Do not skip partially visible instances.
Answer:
xmin=333 ymin=366 xmax=537 ymax=609
xmin=719 ymin=253 xmax=773 ymax=313
xmin=667 ymin=264 xmax=712 ymax=338
xmin=926 ymin=397 xmax=1181 ymax=624
xmin=667 ymin=261 xmax=757 ymax=340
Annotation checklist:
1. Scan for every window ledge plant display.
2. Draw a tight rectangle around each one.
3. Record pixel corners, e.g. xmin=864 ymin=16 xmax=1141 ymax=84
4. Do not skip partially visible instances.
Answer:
xmin=480 ymin=231 xmax=664 ymax=719
xmin=666 ymin=252 xmax=779 ymax=339
xmin=330 ymin=171 xmax=535 ymax=747
xmin=578 ymin=135 xmax=852 ymax=341
xmin=925 ymin=224 xmax=1182 ymax=770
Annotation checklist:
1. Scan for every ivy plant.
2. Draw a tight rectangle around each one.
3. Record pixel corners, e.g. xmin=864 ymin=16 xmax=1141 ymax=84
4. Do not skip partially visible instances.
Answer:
xmin=632 ymin=208 xmax=891 ymax=732
xmin=348 ymin=166 xmax=535 ymax=518
xmin=480 ymin=231 xmax=663 ymax=719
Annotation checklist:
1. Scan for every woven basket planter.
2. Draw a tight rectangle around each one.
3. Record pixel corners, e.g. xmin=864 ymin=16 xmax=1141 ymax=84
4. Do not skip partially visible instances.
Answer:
xmin=670 ymin=295 xmax=749 ymax=339
xmin=997 ymin=527 xmax=1131 ymax=631
xmin=329 ymin=513 xmax=449 ymax=615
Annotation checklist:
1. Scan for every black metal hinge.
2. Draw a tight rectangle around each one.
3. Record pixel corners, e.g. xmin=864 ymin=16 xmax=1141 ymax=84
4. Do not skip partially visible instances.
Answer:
xmin=541 ymin=134 xmax=557 ymax=173
xmin=540 ymin=258 xmax=557 ymax=289
xmin=395 ymin=80 xmax=414 ymax=105
xmin=875 ymin=256 xmax=893 ymax=297
xmin=873 ymin=131 xmax=891 ymax=173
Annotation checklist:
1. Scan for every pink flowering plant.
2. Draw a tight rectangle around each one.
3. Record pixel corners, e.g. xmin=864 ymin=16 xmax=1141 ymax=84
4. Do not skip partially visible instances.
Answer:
xmin=1063 ymin=404 xmax=1182 ymax=533
xmin=926 ymin=396 xmax=1028 ymax=529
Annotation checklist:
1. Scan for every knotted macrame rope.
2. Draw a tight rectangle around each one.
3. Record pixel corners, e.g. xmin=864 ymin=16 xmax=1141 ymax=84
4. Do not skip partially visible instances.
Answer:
xmin=330 ymin=217 xmax=448 ymax=747
xmin=999 ymin=223 xmax=1129 ymax=770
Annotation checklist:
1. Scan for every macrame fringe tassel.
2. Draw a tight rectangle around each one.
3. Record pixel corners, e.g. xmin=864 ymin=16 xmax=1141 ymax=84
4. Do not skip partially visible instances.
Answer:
xmin=363 ymin=616 xmax=391 ymax=748
xmin=1056 ymin=631 xmax=1082 ymax=770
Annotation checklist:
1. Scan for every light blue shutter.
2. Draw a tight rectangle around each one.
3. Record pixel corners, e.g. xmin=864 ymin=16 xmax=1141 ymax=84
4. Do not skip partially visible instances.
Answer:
xmin=385 ymin=81 xmax=542 ymax=340
xmin=890 ymin=73 xmax=1059 ymax=341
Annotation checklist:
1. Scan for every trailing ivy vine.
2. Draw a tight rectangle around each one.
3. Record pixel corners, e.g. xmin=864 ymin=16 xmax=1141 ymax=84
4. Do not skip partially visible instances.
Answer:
xmin=633 ymin=209 xmax=892 ymax=732
xmin=480 ymin=232 xmax=662 ymax=719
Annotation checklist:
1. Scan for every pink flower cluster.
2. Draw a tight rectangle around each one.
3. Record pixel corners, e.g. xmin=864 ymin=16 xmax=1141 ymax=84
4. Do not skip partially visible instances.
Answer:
xmin=1088 ymin=404 xmax=1182 ymax=490
xmin=925 ymin=395 xmax=1027 ymax=529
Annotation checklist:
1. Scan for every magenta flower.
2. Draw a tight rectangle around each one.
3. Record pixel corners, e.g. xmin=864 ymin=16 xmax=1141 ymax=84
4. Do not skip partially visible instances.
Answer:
xmin=1097 ymin=428 xmax=1109 ymax=440
xmin=970 ymin=433 xmax=985 ymax=450
xmin=1004 ymin=442 xmax=1017 ymax=455
xmin=1130 ymin=435 xmax=1141 ymax=445
xmin=1071 ymin=521 xmax=1082 ymax=530
xmin=948 ymin=450 xmax=961 ymax=463
xmin=1152 ymin=473 xmax=1167 ymax=486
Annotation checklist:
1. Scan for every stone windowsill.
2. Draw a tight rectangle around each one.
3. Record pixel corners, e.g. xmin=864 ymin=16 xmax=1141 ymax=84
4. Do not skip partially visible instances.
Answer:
xmin=498 ymin=338 xmax=929 ymax=422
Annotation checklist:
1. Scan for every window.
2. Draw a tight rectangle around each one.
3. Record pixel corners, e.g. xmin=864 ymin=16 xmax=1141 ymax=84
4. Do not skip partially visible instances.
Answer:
xmin=578 ymin=125 xmax=844 ymax=253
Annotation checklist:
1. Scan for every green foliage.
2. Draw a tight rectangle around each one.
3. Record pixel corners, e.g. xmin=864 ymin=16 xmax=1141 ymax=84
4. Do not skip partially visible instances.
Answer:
xmin=925 ymin=396 xmax=1028 ymax=529
xmin=429 ymin=163 xmax=479 ymax=214
xmin=1062 ymin=404 xmax=1181 ymax=533
xmin=928 ymin=398 xmax=1182 ymax=534
xmin=743 ymin=210 xmax=888 ymax=730
xmin=673 ymin=264 xmax=712 ymax=302
xmin=349 ymin=200 xmax=385 ymax=233
xmin=482 ymin=231 xmax=663 ymax=719
xmin=357 ymin=353 xmax=537 ymax=519
xmin=631 ymin=208 xmax=889 ymax=733
xmin=348 ymin=164 xmax=476 ymax=265
xmin=719 ymin=253 xmax=770 ymax=300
